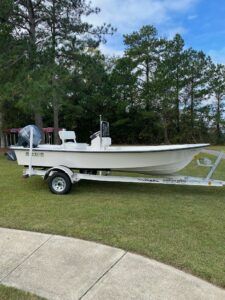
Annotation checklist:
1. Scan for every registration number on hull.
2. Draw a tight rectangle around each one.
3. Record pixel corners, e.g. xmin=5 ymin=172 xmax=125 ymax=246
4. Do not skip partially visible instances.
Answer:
xmin=25 ymin=152 xmax=44 ymax=157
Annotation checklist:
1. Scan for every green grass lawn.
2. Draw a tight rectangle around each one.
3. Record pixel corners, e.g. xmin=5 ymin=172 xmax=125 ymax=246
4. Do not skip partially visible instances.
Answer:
xmin=0 ymin=152 xmax=225 ymax=290
xmin=209 ymin=145 xmax=225 ymax=152
xmin=0 ymin=285 xmax=45 ymax=300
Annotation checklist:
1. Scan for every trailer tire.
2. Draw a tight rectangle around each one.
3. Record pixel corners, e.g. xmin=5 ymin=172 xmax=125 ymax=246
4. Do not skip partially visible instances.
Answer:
xmin=48 ymin=171 xmax=72 ymax=195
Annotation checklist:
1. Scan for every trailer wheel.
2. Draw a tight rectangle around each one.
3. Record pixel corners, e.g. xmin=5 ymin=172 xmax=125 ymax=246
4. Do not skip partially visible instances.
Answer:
xmin=48 ymin=172 xmax=72 ymax=194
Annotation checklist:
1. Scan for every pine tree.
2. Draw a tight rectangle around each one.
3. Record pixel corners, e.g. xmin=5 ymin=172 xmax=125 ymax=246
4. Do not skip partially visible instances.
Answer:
xmin=9 ymin=0 xmax=45 ymax=127
xmin=182 ymin=49 xmax=211 ymax=141
xmin=209 ymin=63 xmax=225 ymax=143
xmin=38 ymin=0 xmax=115 ymax=142
xmin=124 ymin=25 xmax=161 ymax=110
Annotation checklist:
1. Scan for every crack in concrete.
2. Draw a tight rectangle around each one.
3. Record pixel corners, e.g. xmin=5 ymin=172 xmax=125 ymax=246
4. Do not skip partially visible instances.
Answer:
xmin=0 ymin=235 xmax=53 ymax=283
xmin=79 ymin=251 xmax=127 ymax=300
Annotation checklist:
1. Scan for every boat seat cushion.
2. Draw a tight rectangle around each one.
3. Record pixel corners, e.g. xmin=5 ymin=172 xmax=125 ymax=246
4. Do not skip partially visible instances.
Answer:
xmin=59 ymin=131 xmax=76 ymax=143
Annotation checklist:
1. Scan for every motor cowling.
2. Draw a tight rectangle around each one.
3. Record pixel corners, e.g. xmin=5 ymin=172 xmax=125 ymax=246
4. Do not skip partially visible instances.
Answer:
xmin=18 ymin=125 xmax=43 ymax=148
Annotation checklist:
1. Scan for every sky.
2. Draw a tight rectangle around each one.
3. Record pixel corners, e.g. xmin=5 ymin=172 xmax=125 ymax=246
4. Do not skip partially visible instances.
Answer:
xmin=88 ymin=0 xmax=225 ymax=63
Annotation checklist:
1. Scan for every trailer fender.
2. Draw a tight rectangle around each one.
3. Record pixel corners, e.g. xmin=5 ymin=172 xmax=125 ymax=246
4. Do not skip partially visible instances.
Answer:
xmin=44 ymin=166 xmax=74 ymax=182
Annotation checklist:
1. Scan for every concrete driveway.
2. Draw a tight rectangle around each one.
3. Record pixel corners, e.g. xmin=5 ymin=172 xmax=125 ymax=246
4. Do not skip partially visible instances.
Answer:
xmin=0 ymin=227 xmax=225 ymax=300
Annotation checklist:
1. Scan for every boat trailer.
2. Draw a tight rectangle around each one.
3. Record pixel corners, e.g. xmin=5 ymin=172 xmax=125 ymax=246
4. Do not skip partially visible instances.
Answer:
xmin=23 ymin=133 xmax=225 ymax=194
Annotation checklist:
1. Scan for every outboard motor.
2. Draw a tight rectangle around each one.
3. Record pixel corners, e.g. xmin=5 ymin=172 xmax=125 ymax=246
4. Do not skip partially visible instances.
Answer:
xmin=18 ymin=125 xmax=43 ymax=148
xmin=6 ymin=125 xmax=43 ymax=161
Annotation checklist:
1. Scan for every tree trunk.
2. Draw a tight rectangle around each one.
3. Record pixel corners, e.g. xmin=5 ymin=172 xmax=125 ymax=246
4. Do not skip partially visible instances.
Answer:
xmin=162 ymin=115 xmax=170 ymax=144
xmin=27 ymin=0 xmax=36 ymax=53
xmin=0 ymin=112 xmax=5 ymax=148
xmin=53 ymin=103 xmax=59 ymax=144
xmin=27 ymin=0 xmax=43 ymax=127
xmin=145 ymin=58 xmax=150 ymax=110
xmin=51 ymin=0 xmax=60 ymax=144
xmin=34 ymin=111 xmax=43 ymax=128
xmin=190 ymin=80 xmax=194 ymax=131
xmin=216 ymin=94 xmax=221 ymax=143
xmin=176 ymin=70 xmax=180 ymax=133
xmin=52 ymin=75 xmax=60 ymax=144
xmin=146 ymin=60 xmax=149 ymax=85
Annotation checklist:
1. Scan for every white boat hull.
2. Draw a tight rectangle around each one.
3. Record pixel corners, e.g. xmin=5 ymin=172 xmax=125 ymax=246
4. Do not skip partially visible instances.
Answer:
xmin=12 ymin=144 xmax=208 ymax=175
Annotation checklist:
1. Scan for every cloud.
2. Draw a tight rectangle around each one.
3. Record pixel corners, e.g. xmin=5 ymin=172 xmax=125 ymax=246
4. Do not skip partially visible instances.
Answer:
xmin=163 ymin=26 xmax=187 ymax=39
xmin=99 ymin=44 xmax=124 ymax=57
xmin=89 ymin=0 xmax=198 ymax=33
xmin=163 ymin=0 xmax=197 ymax=11
xmin=187 ymin=14 xmax=198 ymax=20
xmin=86 ymin=0 xmax=199 ymax=56
xmin=208 ymin=48 xmax=225 ymax=64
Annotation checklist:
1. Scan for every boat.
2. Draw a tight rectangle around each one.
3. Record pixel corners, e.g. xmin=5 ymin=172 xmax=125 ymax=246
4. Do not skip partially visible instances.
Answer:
xmin=11 ymin=121 xmax=209 ymax=175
